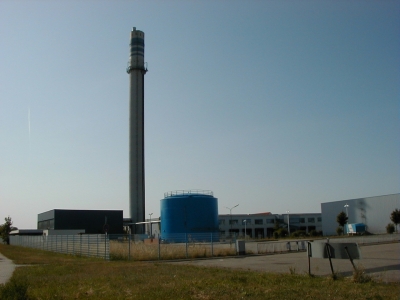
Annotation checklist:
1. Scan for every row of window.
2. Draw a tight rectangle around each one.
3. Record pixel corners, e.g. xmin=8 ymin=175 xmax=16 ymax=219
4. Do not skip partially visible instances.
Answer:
xmin=219 ymin=217 xmax=321 ymax=225
xmin=38 ymin=219 xmax=55 ymax=230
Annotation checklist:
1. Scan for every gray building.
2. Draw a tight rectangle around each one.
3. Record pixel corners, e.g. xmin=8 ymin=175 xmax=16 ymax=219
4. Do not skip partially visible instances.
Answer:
xmin=218 ymin=212 xmax=322 ymax=238
xmin=321 ymin=193 xmax=400 ymax=235
xmin=38 ymin=209 xmax=124 ymax=234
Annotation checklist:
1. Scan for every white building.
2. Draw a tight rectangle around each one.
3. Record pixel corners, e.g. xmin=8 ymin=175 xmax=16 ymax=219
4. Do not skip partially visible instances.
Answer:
xmin=218 ymin=212 xmax=322 ymax=239
xmin=321 ymin=193 xmax=400 ymax=235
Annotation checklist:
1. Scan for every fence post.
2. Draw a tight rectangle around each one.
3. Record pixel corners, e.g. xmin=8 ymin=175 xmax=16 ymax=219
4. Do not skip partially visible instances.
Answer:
xmin=185 ymin=233 xmax=188 ymax=259
xmin=104 ymin=233 xmax=107 ymax=260
xmin=128 ymin=234 xmax=131 ymax=261
xmin=158 ymin=236 xmax=161 ymax=260
xmin=211 ymin=233 xmax=213 ymax=257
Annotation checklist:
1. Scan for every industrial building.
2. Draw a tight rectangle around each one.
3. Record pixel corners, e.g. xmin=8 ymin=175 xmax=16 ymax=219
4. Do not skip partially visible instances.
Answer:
xmin=37 ymin=209 xmax=124 ymax=234
xmin=218 ymin=212 xmax=322 ymax=239
xmin=321 ymin=193 xmax=400 ymax=235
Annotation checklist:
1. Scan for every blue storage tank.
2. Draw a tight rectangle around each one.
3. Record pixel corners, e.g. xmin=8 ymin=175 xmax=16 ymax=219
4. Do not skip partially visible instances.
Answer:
xmin=160 ymin=190 xmax=219 ymax=242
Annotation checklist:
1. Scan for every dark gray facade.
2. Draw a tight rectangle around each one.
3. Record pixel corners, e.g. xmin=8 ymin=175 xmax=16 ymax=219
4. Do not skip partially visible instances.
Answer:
xmin=37 ymin=209 xmax=123 ymax=234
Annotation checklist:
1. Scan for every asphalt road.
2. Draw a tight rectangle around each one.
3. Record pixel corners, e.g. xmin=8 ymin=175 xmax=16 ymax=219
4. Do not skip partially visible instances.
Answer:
xmin=170 ymin=242 xmax=400 ymax=283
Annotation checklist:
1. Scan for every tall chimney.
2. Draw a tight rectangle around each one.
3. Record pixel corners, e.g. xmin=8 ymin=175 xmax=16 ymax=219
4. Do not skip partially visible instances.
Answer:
xmin=126 ymin=27 xmax=147 ymax=234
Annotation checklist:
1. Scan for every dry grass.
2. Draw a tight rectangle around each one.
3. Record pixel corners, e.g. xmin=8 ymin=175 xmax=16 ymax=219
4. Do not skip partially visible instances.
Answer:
xmin=1 ymin=244 xmax=399 ymax=300
xmin=110 ymin=241 xmax=236 ymax=261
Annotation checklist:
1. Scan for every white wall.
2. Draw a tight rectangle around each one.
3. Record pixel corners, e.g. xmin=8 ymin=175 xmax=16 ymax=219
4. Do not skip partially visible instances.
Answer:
xmin=321 ymin=194 xmax=400 ymax=235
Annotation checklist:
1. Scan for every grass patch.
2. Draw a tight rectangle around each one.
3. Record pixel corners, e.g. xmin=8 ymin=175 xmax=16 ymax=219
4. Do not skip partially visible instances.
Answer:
xmin=1 ymin=244 xmax=399 ymax=299
xmin=0 ymin=278 xmax=30 ymax=300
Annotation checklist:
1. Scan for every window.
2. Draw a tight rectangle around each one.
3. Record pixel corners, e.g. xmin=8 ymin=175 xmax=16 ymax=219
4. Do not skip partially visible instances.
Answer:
xmin=242 ymin=219 xmax=251 ymax=225
xmin=266 ymin=219 xmax=275 ymax=224
xmin=38 ymin=219 xmax=54 ymax=230
xmin=317 ymin=217 xmax=322 ymax=222
xmin=308 ymin=218 xmax=315 ymax=223
xmin=255 ymin=219 xmax=263 ymax=225
xmin=219 ymin=219 xmax=225 ymax=225
xmin=229 ymin=219 xmax=238 ymax=225
xmin=300 ymin=218 xmax=305 ymax=223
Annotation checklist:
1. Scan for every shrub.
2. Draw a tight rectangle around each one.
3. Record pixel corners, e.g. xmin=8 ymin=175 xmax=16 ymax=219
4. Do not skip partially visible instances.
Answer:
xmin=386 ymin=223 xmax=395 ymax=234
xmin=277 ymin=228 xmax=288 ymax=238
xmin=352 ymin=265 xmax=373 ymax=283
xmin=291 ymin=230 xmax=307 ymax=238
xmin=336 ymin=226 xmax=343 ymax=236
xmin=309 ymin=230 xmax=319 ymax=237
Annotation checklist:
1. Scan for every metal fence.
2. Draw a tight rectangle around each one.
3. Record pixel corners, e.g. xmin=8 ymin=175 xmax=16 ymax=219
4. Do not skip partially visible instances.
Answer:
xmin=255 ymin=234 xmax=400 ymax=255
xmin=10 ymin=234 xmax=109 ymax=260
xmin=10 ymin=233 xmax=398 ymax=261
xmin=327 ymin=234 xmax=399 ymax=245
xmin=257 ymin=240 xmax=308 ymax=254
xmin=108 ymin=233 xmax=237 ymax=261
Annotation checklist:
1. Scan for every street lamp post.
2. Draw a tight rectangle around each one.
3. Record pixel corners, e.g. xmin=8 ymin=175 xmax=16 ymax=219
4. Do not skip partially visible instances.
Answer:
xmin=286 ymin=210 xmax=290 ymax=235
xmin=243 ymin=219 xmax=247 ymax=240
xmin=344 ymin=204 xmax=349 ymax=222
xmin=226 ymin=204 xmax=239 ymax=238
xmin=344 ymin=204 xmax=349 ymax=235
xmin=149 ymin=213 xmax=153 ymax=237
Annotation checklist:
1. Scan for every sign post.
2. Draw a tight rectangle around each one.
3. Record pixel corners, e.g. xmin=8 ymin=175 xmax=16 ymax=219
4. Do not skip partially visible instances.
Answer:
xmin=307 ymin=241 xmax=361 ymax=276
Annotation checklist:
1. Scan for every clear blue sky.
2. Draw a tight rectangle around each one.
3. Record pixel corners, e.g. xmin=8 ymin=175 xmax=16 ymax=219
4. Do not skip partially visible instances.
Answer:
xmin=1 ymin=1 xmax=399 ymax=229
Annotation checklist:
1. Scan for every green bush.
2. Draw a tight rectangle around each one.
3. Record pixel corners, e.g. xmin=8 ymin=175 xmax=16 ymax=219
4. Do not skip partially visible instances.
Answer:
xmin=291 ymin=230 xmax=307 ymax=238
xmin=276 ymin=228 xmax=288 ymax=238
xmin=386 ymin=223 xmax=395 ymax=234
xmin=309 ymin=230 xmax=319 ymax=237
xmin=336 ymin=226 xmax=343 ymax=236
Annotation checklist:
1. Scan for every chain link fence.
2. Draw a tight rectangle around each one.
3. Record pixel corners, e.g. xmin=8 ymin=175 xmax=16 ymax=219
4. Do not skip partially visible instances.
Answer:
xmin=9 ymin=233 xmax=398 ymax=261
xmin=109 ymin=233 xmax=236 ymax=260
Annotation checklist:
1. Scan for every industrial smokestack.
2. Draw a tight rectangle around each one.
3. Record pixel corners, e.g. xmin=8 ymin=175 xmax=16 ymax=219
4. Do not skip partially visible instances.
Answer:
xmin=127 ymin=27 xmax=147 ymax=234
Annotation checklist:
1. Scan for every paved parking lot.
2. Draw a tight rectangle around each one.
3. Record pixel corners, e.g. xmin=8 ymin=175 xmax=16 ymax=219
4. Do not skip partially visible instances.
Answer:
xmin=170 ymin=242 xmax=400 ymax=283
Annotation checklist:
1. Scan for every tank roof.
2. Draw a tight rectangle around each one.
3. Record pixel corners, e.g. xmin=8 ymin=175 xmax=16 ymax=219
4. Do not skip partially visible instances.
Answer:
xmin=164 ymin=190 xmax=213 ymax=198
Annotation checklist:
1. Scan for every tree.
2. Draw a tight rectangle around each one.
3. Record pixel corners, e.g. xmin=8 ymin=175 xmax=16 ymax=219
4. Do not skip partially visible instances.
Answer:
xmin=336 ymin=211 xmax=348 ymax=235
xmin=0 ymin=216 xmax=17 ymax=245
xmin=386 ymin=223 xmax=395 ymax=234
xmin=390 ymin=209 xmax=400 ymax=233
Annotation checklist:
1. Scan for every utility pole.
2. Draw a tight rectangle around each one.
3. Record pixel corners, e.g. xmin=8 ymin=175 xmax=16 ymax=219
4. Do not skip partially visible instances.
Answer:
xmin=226 ymin=204 xmax=239 ymax=238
